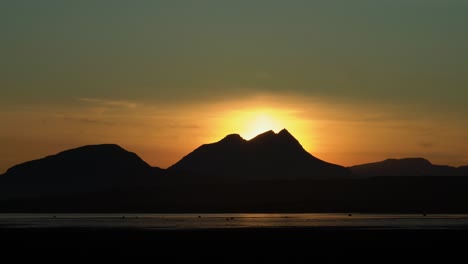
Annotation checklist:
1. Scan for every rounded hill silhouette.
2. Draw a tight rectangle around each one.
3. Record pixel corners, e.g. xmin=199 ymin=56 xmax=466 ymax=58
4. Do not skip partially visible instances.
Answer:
xmin=0 ymin=144 xmax=159 ymax=198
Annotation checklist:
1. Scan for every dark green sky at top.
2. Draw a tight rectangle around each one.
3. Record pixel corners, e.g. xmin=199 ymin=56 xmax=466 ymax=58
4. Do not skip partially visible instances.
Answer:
xmin=2 ymin=0 xmax=468 ymax=113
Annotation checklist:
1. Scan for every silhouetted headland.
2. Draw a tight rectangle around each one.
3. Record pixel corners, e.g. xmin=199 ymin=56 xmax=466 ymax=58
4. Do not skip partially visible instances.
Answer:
xmin=1 ymin=129 xmax=468 ymax=213
xmin=349 ymin=158 xmax=466 ymax=177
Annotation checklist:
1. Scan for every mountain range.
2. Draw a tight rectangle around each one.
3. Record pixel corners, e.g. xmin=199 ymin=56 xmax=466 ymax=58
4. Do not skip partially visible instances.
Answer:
xmin=1 ymin=129 xmax=468 ymax=213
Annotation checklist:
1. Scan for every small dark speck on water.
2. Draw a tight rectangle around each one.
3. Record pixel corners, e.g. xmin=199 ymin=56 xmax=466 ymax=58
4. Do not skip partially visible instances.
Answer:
xmin=198 ymin=216 xmax=201 ymax=218
xmin=348 ymin=214 xmax=352 ymax=217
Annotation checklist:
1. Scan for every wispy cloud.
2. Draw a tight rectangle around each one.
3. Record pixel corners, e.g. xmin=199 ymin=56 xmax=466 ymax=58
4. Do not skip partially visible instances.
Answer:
xmin=78 ymin=98 xmax=138 ymax=109
xmin=62 ymin=116 xmax=115 ymax=126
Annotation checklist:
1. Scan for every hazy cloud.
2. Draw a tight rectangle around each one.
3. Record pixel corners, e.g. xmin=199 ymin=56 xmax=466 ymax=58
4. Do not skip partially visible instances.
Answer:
xmin=419 ymin=141 xmax=435 ymax=149
xmin=166 ymin=123 xmax=201 ymax=130
xmin=78 ymin=98 xmax=138 ymax=109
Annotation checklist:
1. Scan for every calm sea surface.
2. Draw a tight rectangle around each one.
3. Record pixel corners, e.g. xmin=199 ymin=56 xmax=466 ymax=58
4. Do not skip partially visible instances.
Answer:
xmin=1 ymin=213 xmax=468 ymax=230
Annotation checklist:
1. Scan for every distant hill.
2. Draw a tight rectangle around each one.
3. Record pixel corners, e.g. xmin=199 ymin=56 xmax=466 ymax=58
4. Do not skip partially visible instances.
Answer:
xmin=168 ymin=129 xmax=351 ymax=180
xmin=0 ymin=144 xmax=161 ymax=199
xmin=349 ymin=158 xmax=462 ymax=177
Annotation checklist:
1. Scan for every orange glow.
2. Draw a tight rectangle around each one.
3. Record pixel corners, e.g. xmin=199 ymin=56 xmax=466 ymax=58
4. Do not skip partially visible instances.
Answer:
xmin=232 ymin=110 xmax=285 ymax=139
xmin=241 ymin=112 xmax=281 ymax=139
xmin=214 ymin=102 xmax=317 ymax=153
xmin=2 ymin=94 xmax=468 ymax=173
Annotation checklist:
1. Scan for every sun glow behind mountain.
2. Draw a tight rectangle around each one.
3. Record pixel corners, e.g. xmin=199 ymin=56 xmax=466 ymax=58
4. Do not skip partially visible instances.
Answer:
xmin=239 ymin=111 xmax=283 ymax=140
xmin=2 ymin=93 xmax=468 ymax=173
xmin=218 ymin=104 xmax=315 ymax=148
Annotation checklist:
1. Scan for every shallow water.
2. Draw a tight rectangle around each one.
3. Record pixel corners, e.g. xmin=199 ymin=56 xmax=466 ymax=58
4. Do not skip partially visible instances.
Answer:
xmin=1 ymin=213 xmax=468 ymax=230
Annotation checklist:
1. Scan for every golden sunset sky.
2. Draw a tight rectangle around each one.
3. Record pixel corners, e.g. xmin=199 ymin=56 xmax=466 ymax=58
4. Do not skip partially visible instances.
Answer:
xmin=1 ymin=1 xmax=468 ymax=172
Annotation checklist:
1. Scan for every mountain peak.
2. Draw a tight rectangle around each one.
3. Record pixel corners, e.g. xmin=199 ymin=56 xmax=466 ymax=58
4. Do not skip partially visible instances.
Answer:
xmin=245 ymin=129 xmax=303 ymax=150
xmin=248 ymin=130 xmax=276 ymax=143
xmin=277 ymin=128 xmax=297 ymax=141
xmin=219 ymin=134 xmax=246 ymax=144
xmin=169 ymin=128 xmax=351 ymax=179
xmin=253 ymin=130 xmax=275 ymax=137
xmin=278 ymin=128 xmax=291 ymax=135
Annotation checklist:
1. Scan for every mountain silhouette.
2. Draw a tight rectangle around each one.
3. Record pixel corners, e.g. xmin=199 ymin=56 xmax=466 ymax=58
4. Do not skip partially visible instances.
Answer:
xmin=2 ymin=134 xmax=468 ymax=213
xmin=168 ymin=129 xmax=351 ymax=180
xmin=349 ymin=158 xmax=460 ymax=177
xmin=0 ymin=144 xmax=160 ymax=198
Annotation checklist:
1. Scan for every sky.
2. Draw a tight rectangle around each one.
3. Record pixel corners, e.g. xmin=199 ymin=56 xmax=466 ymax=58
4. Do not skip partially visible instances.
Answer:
xmin=1 ymin=0 xmax=468 ymax=172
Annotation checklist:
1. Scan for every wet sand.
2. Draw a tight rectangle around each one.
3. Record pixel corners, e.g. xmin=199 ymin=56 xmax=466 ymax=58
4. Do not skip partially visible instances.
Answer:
xmin=1 ymin=226 xmax=466 ymax=262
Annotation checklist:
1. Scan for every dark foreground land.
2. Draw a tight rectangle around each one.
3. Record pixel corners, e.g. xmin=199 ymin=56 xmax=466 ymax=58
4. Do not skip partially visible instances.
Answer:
xmin=1 ymin=227 xmax=467 ymax=263
xmin=4 ymin=177 xmax=468 ymax=213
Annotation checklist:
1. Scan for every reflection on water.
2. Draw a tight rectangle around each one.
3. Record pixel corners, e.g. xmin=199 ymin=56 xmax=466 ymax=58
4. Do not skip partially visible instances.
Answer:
xmin=1 ymin=213 xmax=468 ymax=229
